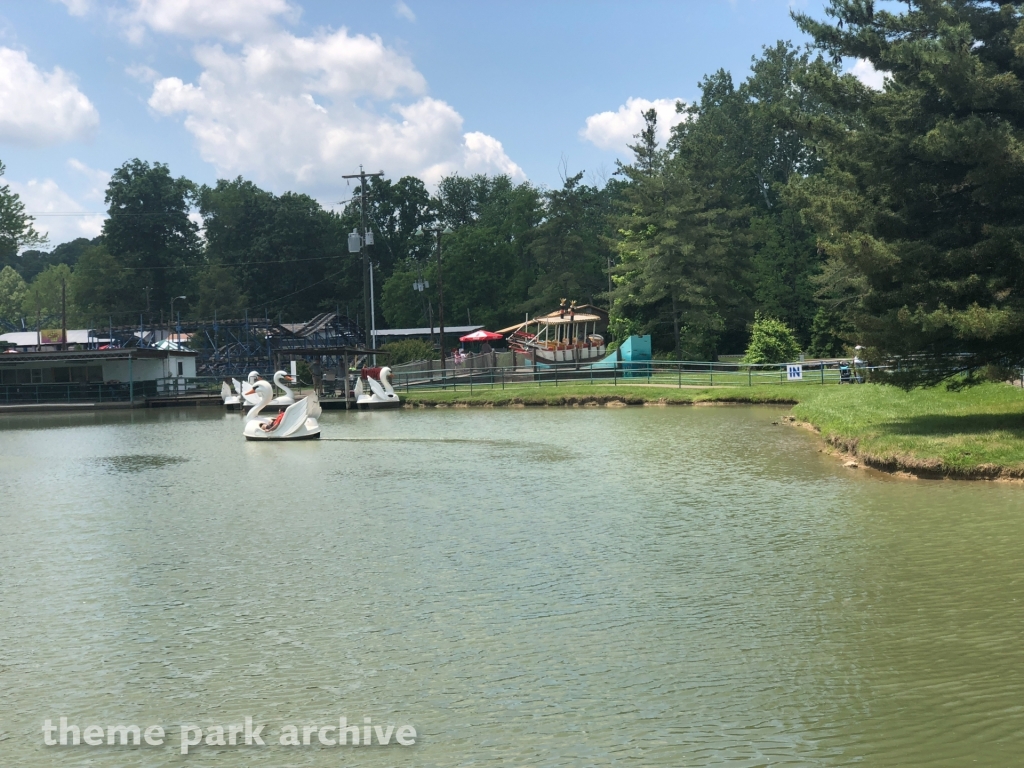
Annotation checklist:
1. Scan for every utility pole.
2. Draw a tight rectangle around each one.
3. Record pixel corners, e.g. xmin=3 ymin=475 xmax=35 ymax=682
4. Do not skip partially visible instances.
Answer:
xmin=342 ymin=165 xmax=384 ymax=349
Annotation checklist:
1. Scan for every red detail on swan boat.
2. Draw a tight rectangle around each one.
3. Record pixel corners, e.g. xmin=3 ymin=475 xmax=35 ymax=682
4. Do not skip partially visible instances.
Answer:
xmin=360 ymin=367 xmax=384 ymax=381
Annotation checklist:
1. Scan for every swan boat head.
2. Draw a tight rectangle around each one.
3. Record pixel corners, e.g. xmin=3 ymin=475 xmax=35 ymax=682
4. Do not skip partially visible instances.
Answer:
xmin=271 ymin=370 xmax=296 ymax=404
xmin=243 ymin=379 xmax=274 ymax=421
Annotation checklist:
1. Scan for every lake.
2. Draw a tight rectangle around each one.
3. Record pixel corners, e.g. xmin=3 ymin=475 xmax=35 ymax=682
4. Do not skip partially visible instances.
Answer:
xmin=1 ymin=405 xmax=1022 ymax=766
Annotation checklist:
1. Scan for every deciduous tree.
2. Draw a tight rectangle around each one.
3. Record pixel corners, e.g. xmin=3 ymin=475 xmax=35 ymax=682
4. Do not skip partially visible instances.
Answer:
xmin=104 ymin=159 xmax=200 ymax=317
xmin=0 ymin=160 xmax=46 ymax=269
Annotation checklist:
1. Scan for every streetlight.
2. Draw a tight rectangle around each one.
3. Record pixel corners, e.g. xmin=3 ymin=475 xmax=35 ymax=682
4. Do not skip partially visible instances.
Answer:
xmin=416 ymin=225 xmax=453 ymax=370
xmin=170 ymin=296 xmax=186 ymax=345
xmin=413 ymin=276 xmax=431 ymax=347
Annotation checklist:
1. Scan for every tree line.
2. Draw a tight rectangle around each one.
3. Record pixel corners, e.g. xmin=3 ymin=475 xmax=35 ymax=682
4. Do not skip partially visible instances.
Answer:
xmin=1 ymin=1 xmax=1021 ymax=380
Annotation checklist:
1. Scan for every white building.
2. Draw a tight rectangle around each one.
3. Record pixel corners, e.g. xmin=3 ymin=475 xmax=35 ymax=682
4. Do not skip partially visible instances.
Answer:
xmin=0 ymin=348 xmax=197 ymax=404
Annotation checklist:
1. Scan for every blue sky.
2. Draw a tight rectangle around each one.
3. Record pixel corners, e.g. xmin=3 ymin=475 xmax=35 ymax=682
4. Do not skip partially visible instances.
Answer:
xmin=0 ymin=0 xmax=846 ymax=248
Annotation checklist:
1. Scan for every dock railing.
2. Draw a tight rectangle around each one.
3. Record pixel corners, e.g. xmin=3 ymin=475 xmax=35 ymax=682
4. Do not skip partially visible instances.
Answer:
xmin=389 ymin=359 xmax=888 ymax=394
xmin=0 ymin=381 xmax=146 ymax=405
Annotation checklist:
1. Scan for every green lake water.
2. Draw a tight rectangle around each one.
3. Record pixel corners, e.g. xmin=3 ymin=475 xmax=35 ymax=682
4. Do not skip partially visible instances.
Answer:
xmin=0 ymin=405 xmax=1022 ymax=766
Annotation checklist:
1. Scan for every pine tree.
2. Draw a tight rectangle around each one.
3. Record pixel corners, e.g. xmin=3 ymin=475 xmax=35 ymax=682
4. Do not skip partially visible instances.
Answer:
xmin=794 ymin=0 xmax=1024 ymax=383
xmin=612 ymin=110 xmax=736 ymax=359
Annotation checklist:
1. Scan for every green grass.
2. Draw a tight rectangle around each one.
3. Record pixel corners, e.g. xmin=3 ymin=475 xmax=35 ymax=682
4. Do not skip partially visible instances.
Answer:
xmin=792 ymin=383 xmax=1024 ymax=478
xmin=402 ymin=382 xmax=802 ymax=406
xmin=404 ymin=381 xmax=1024 ymax=479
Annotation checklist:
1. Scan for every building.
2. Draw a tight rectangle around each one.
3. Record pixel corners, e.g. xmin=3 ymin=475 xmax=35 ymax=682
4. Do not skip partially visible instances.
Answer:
xmin=0 ymin=329 xmax=110 ymax=351
xmin=0 ymin=348 xmax=197 ymax=405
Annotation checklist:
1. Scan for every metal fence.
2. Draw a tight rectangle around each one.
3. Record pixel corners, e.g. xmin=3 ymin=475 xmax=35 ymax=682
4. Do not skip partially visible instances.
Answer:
xmin=0 ymin=377 xmax=223 ymax=405
xmin=0 ymin=380 xmax=156 ymax=404
xmin=389 ymin=359 xmax=884 ymax=393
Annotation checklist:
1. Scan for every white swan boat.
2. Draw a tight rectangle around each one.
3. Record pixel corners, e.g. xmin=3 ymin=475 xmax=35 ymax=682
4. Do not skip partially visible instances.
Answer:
xmin=354 ymin=366 xmax=400 ymax=409
xmin=221 ymin=380 xmax=241 ymax=406
xmin=242 ymin=379 xmax=321 ymax=440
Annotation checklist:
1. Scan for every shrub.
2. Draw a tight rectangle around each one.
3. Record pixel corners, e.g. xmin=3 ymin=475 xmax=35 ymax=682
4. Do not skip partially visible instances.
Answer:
xmin=380 ymin=338 xmax=438 ymax=365
xmin=743 ymin=314 xmax=802 ymax=364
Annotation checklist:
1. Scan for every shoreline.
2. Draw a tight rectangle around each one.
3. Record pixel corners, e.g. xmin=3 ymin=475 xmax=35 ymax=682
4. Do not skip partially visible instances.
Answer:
xmin=401 ymin=384 xmax=1024 ymax=482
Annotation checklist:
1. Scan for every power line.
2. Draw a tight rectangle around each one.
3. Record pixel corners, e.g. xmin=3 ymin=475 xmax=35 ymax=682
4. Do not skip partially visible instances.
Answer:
xmin=21 ymin=253 xmax=351 ymax=273
xmin=26 ymin=211 xmax=182 ymax=217
xmin=28 ymin=198 xmax=360 ymax=217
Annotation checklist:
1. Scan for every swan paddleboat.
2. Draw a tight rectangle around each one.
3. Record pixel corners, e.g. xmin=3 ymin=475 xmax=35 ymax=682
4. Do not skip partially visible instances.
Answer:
xmin=242 ymin=379 xmax=321 ymax=440
xmin=354 ymin=366 xmax=401 ymax=409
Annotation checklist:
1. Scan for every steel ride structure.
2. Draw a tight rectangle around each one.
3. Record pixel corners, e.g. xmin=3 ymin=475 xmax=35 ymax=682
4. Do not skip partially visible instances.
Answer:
xmin=110 ymin=311 xmax=367 ymax=377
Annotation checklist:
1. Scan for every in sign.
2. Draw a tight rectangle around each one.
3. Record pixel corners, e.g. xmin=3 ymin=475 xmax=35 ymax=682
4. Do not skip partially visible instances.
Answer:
xmin=787 ymin=364 xmax=803 ymax=381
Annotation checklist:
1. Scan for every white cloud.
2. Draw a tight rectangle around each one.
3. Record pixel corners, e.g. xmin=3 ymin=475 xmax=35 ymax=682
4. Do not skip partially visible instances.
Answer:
xmin=148 ymin=28 xmax=524 ymax=190
xmin=126 ymin=63 xmax=160 ymax=83
xmin=9 ymin=178 xmax=105 ymax=247
xmin=121 ymin=0 xmax=299 ymax=43
xmin=0 ymin=47 xmax=99 ymax=147
xmin=395 ymin=2 xmax=416 ymax=22
xmin=54 ymin=0 xmax=91 ymax=16
xmin=580 ymin=97 xmax=685 ymax=153
xmin=848 ymin=58 xmax=887 ymax=91
xmin=67 ymin=158 xmax=110 ymax=202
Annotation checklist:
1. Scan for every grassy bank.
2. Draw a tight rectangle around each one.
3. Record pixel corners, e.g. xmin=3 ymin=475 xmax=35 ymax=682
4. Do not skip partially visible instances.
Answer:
xmin=402 ymin=383 xmax=802 ymax=407
xmin=791 ymin=383 xmax=1024 ymax=479
xmin=403 ymin=381 xmax=1024 ymax=480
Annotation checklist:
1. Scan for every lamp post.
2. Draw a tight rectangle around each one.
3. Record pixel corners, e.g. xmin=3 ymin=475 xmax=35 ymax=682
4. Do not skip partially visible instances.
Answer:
xmin=417 ymin=225 xmax=453 ymax=370
xmin=170 ymin=296 xmax=186 ymax=346
xmin=413 ymin=275 xmax=430 ymax=345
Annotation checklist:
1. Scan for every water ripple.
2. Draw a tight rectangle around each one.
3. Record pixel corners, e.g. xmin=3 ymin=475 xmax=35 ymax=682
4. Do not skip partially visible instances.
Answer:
xmin=0 ymin=407 xmax=1022 ymax=766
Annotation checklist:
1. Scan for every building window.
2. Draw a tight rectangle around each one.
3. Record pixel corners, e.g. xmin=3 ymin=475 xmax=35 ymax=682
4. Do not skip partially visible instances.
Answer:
xmin=30 ymin=368 xmax=43 ymax=384
xmin=177 ymin=361 xmax=184 ymax=376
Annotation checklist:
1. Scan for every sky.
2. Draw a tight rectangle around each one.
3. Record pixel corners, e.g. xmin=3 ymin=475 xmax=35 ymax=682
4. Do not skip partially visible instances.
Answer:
xmin=0 ymin=0 xmax=877 ymax=249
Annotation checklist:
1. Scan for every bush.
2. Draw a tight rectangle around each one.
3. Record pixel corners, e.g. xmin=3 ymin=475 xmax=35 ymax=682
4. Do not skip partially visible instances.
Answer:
xmin=981 ymin=364 xmax=1018 ymax=383
xmin=743 ymin=314 xmax=802 ymax=364
xmin=380 ymin=338 xmax=438 ymax=365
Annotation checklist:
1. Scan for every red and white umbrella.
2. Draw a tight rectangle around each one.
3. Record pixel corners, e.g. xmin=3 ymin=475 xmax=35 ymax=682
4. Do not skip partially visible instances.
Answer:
xmin=459 ymin=329 xmax=504 ymax=343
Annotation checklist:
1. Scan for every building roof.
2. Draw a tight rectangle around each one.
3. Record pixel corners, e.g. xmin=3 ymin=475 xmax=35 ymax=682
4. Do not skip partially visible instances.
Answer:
xmin=373 ymin=325 xmax=483 ymax=337
xmin=496 ymin=314 xmax=603 ymax=334
xmin=0 ymin=348 xmax=196 ymax=365
xmin=0 ymin=330 xmax=109 ymax=347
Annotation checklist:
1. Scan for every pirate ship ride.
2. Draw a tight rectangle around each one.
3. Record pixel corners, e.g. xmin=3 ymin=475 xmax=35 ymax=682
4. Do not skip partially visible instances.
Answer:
xmin=499 ymin=300 xmax=607 ymax=366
